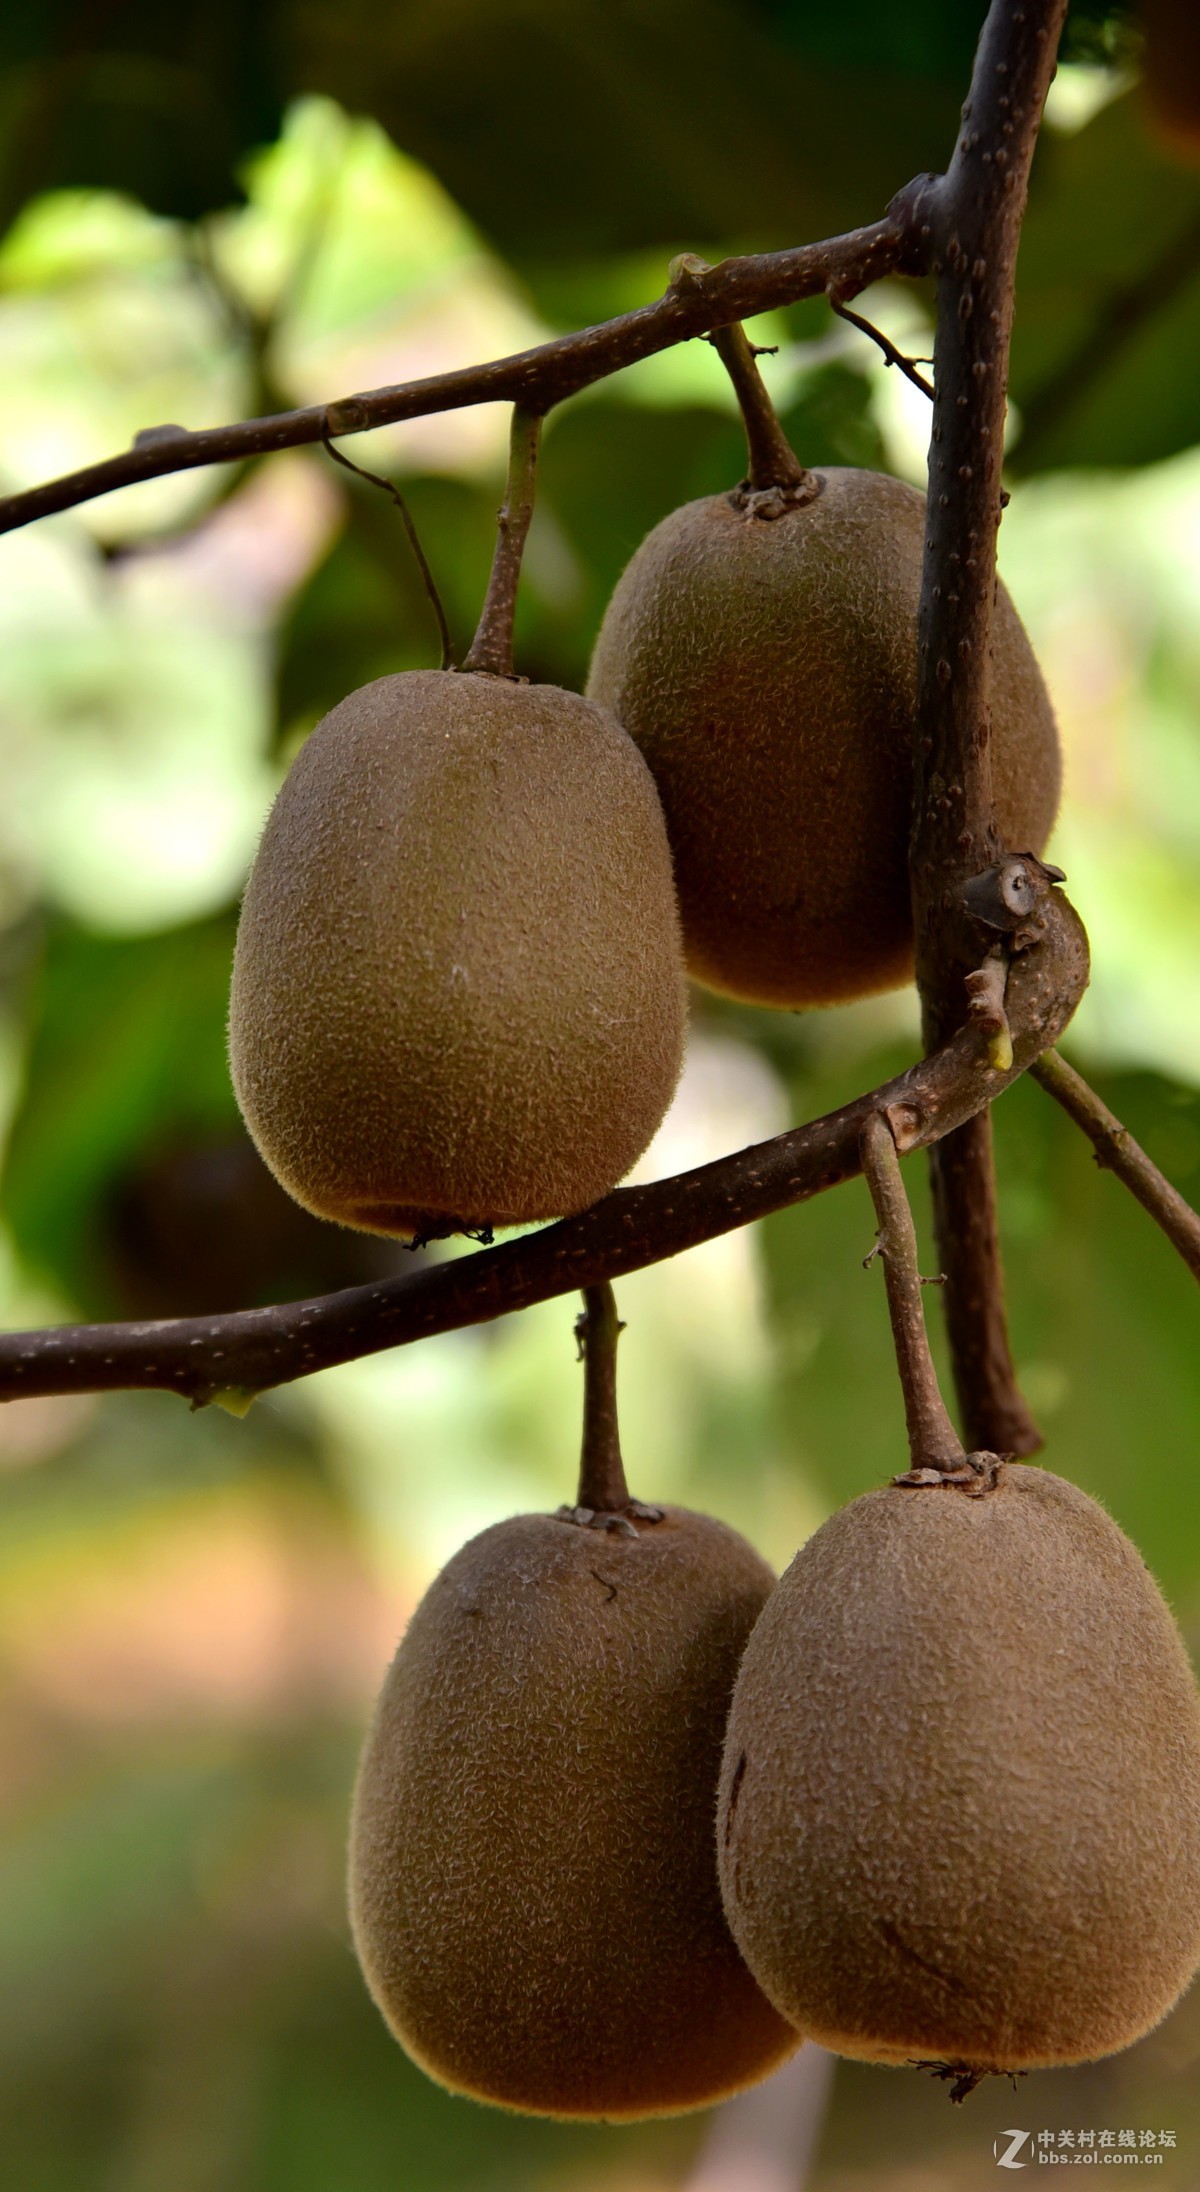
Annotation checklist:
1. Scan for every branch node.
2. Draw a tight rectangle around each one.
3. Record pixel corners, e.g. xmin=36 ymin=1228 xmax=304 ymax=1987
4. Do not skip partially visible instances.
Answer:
xmin=883 ymin=172 xmax=944 ymax=262
xmin=961 ymin=853 xmax=1066 ymax=941
xmin=196 ymin=1385 xmax=261 ymax=1418
xmin=132 ymin=422 xmax=188 ymax=449
xmin=667 ymin=252 xmax=714 ymax=292
xmin=884 ymin=1099 xmax=925 ymax=1153
xmin=324 ymin=396 xmax=370 ymax=436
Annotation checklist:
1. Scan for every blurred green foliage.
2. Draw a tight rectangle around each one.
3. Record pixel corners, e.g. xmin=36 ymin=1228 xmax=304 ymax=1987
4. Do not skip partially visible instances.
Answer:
xmin=4 ymin=916 xmax=239 ymax=1305
xmin=2 ymin=7 xmax=1200 ymax=2191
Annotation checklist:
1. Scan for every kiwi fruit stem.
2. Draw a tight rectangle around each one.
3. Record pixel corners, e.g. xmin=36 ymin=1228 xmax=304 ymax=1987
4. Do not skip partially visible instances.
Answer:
xmin=461 ymin=405 xmax=542 ymax=678
xmin=860 ymin=1112 xmax=966 ymax=1475
xmin=575 ymin=1282 xmax=632 ymax=1513
xmin=709 ymin=322 xmax=814 ymax=498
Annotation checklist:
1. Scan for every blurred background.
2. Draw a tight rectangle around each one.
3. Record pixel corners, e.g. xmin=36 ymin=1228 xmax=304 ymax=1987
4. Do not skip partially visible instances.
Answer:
xmin=3 ymin=1 xmax=1200 ymax=2186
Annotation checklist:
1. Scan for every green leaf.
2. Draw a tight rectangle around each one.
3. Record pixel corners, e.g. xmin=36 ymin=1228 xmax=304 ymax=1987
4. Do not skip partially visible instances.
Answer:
xmin=1 ymin=911 xmax=413 ymax=1318
xmin=0 ymin=0 xmax=285 ymax=230
xmin=1011 ymin=90 xmax=1200 ymax=473
xmin=1 ymin=914 xmax=240 ymax=1305
xmin=290 ymin=0 xmax=964 ymax=263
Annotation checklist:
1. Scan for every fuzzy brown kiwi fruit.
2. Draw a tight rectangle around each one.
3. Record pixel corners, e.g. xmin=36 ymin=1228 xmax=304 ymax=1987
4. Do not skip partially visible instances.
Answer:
xmin=586 ymin=468 xmax=1061 ymax=1008
xmin=717 ymin=1464 xmax=1200 ymax=2074
xmin=348 ymin=1505 xmax=800 ymax=2118
xmin=228 ymin=669 xmax=686 ymax=1238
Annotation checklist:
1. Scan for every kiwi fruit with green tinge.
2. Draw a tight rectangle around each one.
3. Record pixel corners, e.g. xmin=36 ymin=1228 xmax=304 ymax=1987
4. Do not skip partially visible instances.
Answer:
xmin=717 ymin=1464 xmax=1200 ymax=2073
xmin=349 ymin=1505 xmax=800 ymax=2118
xmin=228 ymin=669 xmax=686 ymax=1238
xmin=587 ymin=468 xmax=1060 ymax=1008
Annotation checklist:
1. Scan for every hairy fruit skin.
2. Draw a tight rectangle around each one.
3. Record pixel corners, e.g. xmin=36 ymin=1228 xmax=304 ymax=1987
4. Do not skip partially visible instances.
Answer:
xmin=717 ymin=1466 xmax=1200 ymax=2071
xmin=349 ymin=1507 xmax=799 ymax=2118
xmin=587 ymin=470 xmax=1060 ymax=1008
xmin=228 ymin=670 xmax=686 ymax=1236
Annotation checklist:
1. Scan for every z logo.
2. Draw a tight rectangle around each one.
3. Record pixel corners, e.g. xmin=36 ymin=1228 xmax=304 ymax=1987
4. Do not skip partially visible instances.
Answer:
xmin=995 ymin=2130 xmax=1031 ymax=2169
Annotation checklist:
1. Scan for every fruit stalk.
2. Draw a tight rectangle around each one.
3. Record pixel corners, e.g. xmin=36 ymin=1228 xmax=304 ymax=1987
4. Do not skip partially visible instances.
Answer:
xmin=461 ymin=406 xmax=542 ymax=679
xmin=576 ymin=1282 xmax=631 ymax=1514
xmin=708 ymin=324 xmax=811 ymax=495
xmin=859 ymin=1113 xmax=965 ymax=1474
xmin=910 ymin=0 xmax=1070 ymax=1459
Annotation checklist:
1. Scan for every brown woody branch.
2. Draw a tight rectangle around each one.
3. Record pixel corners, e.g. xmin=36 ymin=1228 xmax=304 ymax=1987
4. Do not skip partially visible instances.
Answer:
xmin=913 ymin=0 xmax=1068 ymax=871
xmin=0 ymin=214 xmax=924 ymax=539
xmin=0 ymin=898 xmax=1088 ymax=1406
xmin=1032 ymin=1050 xmax=1200 ymax=1283
xmin=910 ymin=0 xmax=1070 ymax=1460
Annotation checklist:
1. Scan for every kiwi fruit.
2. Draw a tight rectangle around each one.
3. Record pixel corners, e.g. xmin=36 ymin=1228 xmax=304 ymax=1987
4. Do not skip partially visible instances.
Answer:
xmin=348 ymin=1505 xmax=799 ymax=2118
xmin=587 ymin=467 xmax=1061 ymax=1008
xmin=228 ymin=668 xmax=686 ymax=1237
xmin=717 ymin=1464 xmax=1200 ymax=2073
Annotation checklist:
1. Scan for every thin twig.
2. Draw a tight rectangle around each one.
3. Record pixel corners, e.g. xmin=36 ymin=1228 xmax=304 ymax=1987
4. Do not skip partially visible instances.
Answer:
xmin=460 ymin=407 xmax=541 ymax=678
xmin=860 ymin=1113 xmax=965 ymax=1473
xmin=708 ymin=323 xmax=812 ymax=493
xmin=321 ymin=436 xmax=453 ymax=670
xmin=0 ymin=212 xmax=925 ymax=538
xmin=0 ymin=892 xmax=1088 ymax=1408
xmin=1032 ymin=1051 xmax=1200 ymax=1284
xmin=574 ymin=1284 xmax=631 ymax=1514
xmin=827 ymin=293 xmax=935 ymax=399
